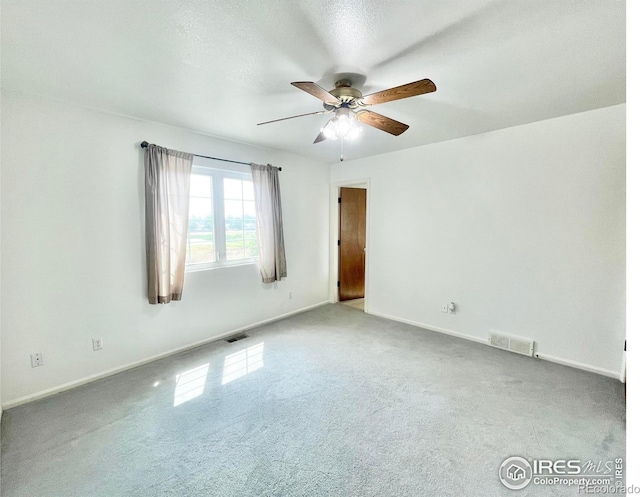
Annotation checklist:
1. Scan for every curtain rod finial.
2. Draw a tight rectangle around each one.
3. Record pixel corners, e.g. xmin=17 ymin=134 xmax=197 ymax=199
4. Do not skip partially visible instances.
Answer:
xmin=141 ymin=141 xmax=149 ymax=148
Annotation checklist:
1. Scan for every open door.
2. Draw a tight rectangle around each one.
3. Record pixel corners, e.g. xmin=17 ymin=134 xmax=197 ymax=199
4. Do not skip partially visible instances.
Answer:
xmin=339 ymin=187 xmax=366 ymax=301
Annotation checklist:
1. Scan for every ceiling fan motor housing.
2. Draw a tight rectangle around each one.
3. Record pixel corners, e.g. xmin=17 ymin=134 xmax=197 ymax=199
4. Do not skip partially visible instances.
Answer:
xmin=324 ymin=79 xmax=363 ymax=110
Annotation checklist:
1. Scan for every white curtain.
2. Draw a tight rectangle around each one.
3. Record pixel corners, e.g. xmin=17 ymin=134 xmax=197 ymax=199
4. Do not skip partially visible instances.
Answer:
xmin=250 ymin=163 xmax=287 ymax=283
xmin=144 ymin=144 xmax=193 ymax=304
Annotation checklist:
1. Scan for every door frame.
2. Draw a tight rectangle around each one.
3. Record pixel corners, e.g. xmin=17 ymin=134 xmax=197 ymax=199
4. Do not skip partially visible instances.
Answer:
xmin=330 ymin=178 xmax=371 ymax=312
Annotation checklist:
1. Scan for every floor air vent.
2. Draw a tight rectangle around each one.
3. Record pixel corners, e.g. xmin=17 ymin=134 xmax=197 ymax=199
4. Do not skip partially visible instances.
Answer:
xmin=226 ymin=333 xmax=248 ymax=343
xmin=489 ymin=332 xmax=534 ymax=357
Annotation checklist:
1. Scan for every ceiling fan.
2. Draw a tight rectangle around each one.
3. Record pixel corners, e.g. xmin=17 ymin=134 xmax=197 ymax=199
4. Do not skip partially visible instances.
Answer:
xmin=257 ymin=78 xmax=437 ymax=145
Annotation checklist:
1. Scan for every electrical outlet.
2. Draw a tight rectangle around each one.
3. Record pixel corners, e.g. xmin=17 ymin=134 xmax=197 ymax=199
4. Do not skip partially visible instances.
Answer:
xmin=31 ymin=352 xmax=44 ymax=368
xmin=92 ymin=338 xmax=104 ymax=351
xmin=441 ymin=304 xmax=449 ymax=313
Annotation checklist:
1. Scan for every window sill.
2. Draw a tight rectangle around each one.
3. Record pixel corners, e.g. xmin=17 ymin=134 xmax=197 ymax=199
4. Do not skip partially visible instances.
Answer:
xmin=185 ymin=259 xmax=258 ymax=273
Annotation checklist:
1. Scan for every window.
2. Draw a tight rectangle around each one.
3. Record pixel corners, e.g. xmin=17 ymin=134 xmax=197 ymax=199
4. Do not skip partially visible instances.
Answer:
xmin=187 ymin=166 xmax=257 ymax=270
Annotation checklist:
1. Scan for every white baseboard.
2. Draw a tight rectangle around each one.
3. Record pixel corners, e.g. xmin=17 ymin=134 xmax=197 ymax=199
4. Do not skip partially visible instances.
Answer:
xmin=367 ymin=310 xmax=620 ymax=380
xmin=2 ymin=301 xmax=330 ymax=410
xmin=367 ymin=310 xmax=488 ymax=345
xmin=535 ymin=352 xmax=620 ymax=379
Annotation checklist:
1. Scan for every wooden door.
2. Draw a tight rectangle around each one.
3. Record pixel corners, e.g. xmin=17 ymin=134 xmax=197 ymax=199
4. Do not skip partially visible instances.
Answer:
xmin=339 ymin=187 xmax=366 ymax=301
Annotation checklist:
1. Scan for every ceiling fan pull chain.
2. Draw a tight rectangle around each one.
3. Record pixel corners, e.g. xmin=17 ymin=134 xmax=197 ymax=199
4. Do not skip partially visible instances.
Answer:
xmin=340 ymin=136 xmax=345 ymax=162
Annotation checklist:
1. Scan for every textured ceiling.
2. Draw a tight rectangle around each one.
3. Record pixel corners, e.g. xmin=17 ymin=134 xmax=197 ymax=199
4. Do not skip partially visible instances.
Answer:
xmin=2 ymin=0 xmax=626 ymax=163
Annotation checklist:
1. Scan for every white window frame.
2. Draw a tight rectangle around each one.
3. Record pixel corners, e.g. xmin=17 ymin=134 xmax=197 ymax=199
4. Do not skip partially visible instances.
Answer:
xmin=186 ymin=165 xmax=258 ymax=272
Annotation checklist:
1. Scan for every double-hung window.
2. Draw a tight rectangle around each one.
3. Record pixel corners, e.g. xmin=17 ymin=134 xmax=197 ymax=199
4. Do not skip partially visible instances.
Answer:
xmin=187 ymin=166 xmax=257 ymax=270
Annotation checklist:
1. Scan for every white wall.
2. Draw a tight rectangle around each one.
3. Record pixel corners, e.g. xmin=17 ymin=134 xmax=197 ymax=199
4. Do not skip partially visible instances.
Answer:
xmin=331 ymin=104 xmax=625 ymax=377
xmin=0 ymin=91 xmax=330 ymax=406
xmin=0 ymin=28 xmax=3 ymax=426
xmin=0 ymin=92 xmax=625 ymax=406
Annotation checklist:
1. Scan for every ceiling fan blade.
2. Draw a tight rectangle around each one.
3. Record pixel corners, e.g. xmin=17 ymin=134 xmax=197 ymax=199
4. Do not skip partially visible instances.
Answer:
xmin=313 ymin=131 xmax=327 ymax=144
xmin=355 ymin=110 xmax=409 ymax=136
xmin=361 ymin=79 xmax=436 ymax=106
xmin=291 ymin=81 xmax=340 ymax=104
xmin=257 ymin=110 xmax=329 ymax=126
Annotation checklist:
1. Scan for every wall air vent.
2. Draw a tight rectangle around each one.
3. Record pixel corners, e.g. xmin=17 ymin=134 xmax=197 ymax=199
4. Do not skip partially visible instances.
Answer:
xmin=489 ymin=331 xmax=534 ymax=357
xmin=226 ymin=333 xmax=248 ymax=343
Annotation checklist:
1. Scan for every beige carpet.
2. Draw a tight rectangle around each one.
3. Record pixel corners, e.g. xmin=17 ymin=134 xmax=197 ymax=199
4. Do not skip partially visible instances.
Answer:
xmin=341 ymin=298 xmax=364 ymax=310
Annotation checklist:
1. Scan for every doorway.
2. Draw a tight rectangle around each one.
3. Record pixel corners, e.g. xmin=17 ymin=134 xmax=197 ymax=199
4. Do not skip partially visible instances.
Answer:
xmin=339 ymin=187 xmax=366 ymax=303
xmin=331 ymin=180 xmax=369 ymax=312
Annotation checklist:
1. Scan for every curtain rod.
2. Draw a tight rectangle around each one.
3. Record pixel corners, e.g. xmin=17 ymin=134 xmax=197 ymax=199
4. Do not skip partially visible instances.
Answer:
xmin=140 ymin=141 xmax=282 ymax=171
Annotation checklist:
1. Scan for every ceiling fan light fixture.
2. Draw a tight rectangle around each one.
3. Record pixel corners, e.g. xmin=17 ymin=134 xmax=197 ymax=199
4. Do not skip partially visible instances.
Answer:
xmin=344 ymin=124 xmax=363 ymax=141
xmin=336 ymin=115 xmax=352 ymax=136
xmin=321 ymin=118 xmax=339 ymax=140
xmin=321 ymin=108 xmax=361 ymax=141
